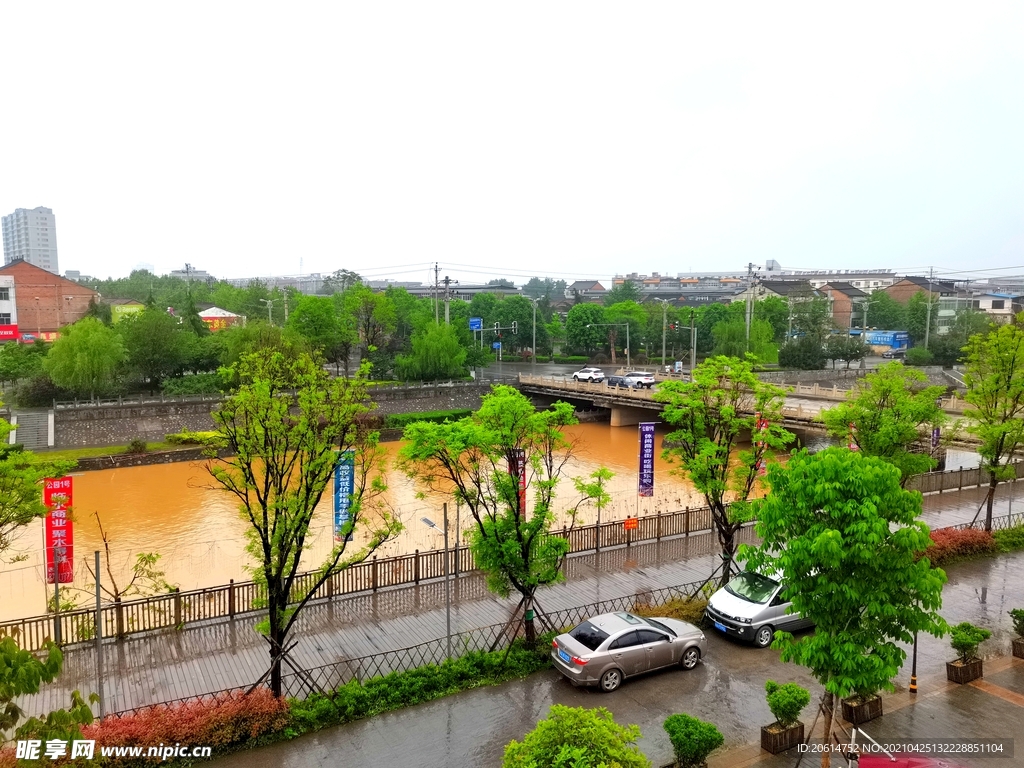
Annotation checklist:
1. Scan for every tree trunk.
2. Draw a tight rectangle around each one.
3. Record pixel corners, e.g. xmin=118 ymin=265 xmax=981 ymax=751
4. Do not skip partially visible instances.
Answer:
xmin=985 ymin=472 xmax=998 ymax=532
xmin=714 ymin=508 xmax=738 ymax=587
xmin=523 ymin=594 xmax=537 ymax=648
xmin=268 ymin=587 xmax=284 ymax=698
xmin=820 ymin=691 xmax=834 ymax=768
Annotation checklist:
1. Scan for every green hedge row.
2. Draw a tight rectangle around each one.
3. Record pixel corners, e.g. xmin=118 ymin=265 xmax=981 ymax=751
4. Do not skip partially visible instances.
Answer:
xmin=383 ymin=409 xmax=473 ymax=429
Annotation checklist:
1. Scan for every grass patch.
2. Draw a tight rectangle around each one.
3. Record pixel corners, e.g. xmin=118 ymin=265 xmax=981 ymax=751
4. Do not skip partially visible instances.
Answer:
xmin=32 ymin=442 xmax=183 ymax=462
xmin=383 ymin=409 xmax=473 ymax=429
xmin=994 ymin=524 xmax=1024 ymax=553
xmin=632 ymin=595 xmax=709 ymax=625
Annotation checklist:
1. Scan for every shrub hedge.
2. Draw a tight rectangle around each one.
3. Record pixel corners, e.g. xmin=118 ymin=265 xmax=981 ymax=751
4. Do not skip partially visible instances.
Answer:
xmin=994 ymin=524 xmax=1024 ymax=553
xmin=663 ymin=713 xmax=724 ymax=768
xmin=632 ymin=596 xmax=709 ymax=626
xmin=920 ymin=527 xmax=998 ymax=565
xmin=161 ymin=373 xmax=226 ymax=396
xmin=383 ymin=409 xmax=473 ymax=429
xmin=165 ymin=430 xmax=227 ymax=449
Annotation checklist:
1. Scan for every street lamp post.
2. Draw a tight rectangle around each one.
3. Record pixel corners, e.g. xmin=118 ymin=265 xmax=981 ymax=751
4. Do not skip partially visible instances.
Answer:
xmin=909 ymin=631 xmax=919 ymax=694
xmin=586 ymin=323 xmax=630 ymax=369
xmin=655 ymin=299 xmax=670 ymax=368
xmin=528 ymin=298 xmax=540 ymax=376
xmin=421 ymin=509 xmax=452 ymax=661
xmin=259 ymin=298 xmax=275 ymax=324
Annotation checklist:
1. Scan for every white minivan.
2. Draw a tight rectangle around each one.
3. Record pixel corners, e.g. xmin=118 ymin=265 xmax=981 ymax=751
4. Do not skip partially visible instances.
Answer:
xmin=704 ymin=571 xmax=813 ymax=648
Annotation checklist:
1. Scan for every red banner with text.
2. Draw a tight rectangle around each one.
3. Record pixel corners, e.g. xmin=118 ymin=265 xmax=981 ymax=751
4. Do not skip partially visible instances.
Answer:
xmin=44 ymin=477 xmax=74 ymax=584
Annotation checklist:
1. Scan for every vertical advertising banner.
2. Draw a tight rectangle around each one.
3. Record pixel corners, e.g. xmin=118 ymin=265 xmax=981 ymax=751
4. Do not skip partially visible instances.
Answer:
xmin=333 ymin=451 xmax=355 ymax=542
xmin=931 ymin=426 xmax=941 ymax=449
xmin=753 ymin=412 xmax=770 ymax=476
xmin=509 ymin=448 xmax=527 ymax=513
xmin=44 ymin=477 xmax=74 ymax=584
xmin=638 ymin=423 xmax=656 ymax=497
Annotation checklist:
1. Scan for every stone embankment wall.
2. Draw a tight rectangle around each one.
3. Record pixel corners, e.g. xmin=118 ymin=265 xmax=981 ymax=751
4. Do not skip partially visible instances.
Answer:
xmin=53 ymin=384 xmax=493 ymax=448
xmin=757 ymin=366 xmax=958 ymax=391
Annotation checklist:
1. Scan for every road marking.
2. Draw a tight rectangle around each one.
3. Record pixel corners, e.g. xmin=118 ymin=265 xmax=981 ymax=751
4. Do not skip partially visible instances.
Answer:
xmin=969 ymin=677 xmax=1024 ymax=709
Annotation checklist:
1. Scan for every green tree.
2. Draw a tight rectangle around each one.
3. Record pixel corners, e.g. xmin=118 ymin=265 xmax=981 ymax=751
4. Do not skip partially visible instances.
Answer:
xmin=288 ymin=295 xmax=350 ymax=373
xmin=495 ymin=295 xmax=539 ymax=355
xmin=343 ymin=284 xmax=397 ymax=362
xmin=398 ymin=387 xmax=587 ymax=643
xmin=395 ymin=322 xmax=467 ymax=381
xmin=43 ymin=318 xmax=125 ymax=398
xmin=604 ymin=301 xmax=645 ymax=363
xmin=503 ymin=705 xmax=651 ymax=768
xmin=860 ymin=291 xmax=906 ymax=330
xmin=789 ymin=296 xmax=834 ymax=344
xmin=823 ymin=334 xmax=867 ymax=369
xmin=545 ymin=315 xmax=566 ymax=356
xmin=743 ymin=448 xmax=947 ymax=768
xmin=906 ymin=290 xmax=938 ymax=346
xmin=219 ymin=321 xmax=309 ymax=370
xmin=207 ymin=351 xmax=400 ymax=696
xmin=83 ymin=297 xmax=113 ymax=325
xmin=320 ymin=268 xmax=362 ymax=294
xmin=713 ymin=318 xmax=776 ymax=362
xmin=755 ymin=296 xmax=790 ymax=344
xmin=178 ymin=292 xmax=210 ymax=337
xmin=819 ymin=362 xmax=946 ymax=484
xmin=963 ymin=317 xmax=1024 ymax=531
xmin=0 ymin=341 xmax=48 ymax=386
xmin=118 ymin=309 xmax=191 ymax=387
xmin=564 ymin=303 xmax=606 ymax=356
xmin=654 ymin=356 xmax=794 ymax=585
xmin=778 ymin=336 xmax=825 ymax=370
xmin=603 ymin=280 xmax=643 ymax=306
xmin=930 ymin=310 xmax=992 ymax=366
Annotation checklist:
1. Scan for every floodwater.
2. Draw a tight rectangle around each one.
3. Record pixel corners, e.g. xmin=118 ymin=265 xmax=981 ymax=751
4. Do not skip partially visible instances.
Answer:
xmin=0 ymin=422 xmax=979 ymax=621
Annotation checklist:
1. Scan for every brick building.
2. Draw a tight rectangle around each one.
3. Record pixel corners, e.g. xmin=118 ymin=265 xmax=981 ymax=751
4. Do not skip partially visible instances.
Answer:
xmin=821 ymin=282 xmax=868 ymax=329
xmin=0 ymin=259 xmax=98 ymax=338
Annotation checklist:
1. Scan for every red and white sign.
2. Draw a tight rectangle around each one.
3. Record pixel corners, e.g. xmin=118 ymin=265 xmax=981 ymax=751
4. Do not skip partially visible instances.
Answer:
xmin=44 ymin=477 xmax=74 ymax=584
xmin=0 ymin=324 xmax=18 ymax=341
xmin=623 ymin=517 xmax=639 ymax=531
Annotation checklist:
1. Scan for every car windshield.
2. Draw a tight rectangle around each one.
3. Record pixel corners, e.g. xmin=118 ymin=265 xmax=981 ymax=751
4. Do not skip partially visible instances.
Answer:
xmin=724 ymin=572 xmax=779 ymax=604
xmin=641 ymin=617 xmax=676 ymax=636
xmin=569 ymin=621 xmax=611 ymax=651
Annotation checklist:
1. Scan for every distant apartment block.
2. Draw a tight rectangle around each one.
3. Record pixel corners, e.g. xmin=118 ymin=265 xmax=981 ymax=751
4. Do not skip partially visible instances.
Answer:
xmin=2 ymin=207 xmax=59 ymax=274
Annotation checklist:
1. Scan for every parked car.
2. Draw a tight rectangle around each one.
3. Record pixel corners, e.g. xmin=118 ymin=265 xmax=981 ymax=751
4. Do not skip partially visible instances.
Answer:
xmin=882 ymin=349 xmax=906 ymax=359
xmin=623 ymin=371 xmax=657 ymax=389
xmin=551 ymin=611 xmax=706 ymax=692
xmin=572 ymin=367 xmax=605 ymax=383
xmin=605 ymin=374 xmax=636 ymax=388
xmin=705 ymin=570 xmax=813 ymax=648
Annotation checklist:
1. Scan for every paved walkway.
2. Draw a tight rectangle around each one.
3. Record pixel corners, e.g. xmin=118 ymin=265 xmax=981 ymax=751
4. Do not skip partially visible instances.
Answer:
xmin=210 ymin=550 xmax=1024 ymax=768
xmin=16 ymin=483 xmax=1020 ymax=719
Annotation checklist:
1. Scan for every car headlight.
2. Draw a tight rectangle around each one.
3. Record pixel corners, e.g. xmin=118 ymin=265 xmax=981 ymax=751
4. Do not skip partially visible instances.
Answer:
xmin=739 ymin=618 xmax=752 ymax=624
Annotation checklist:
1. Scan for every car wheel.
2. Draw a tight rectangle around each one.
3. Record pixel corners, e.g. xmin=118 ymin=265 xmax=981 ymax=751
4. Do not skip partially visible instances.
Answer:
xmin=599 ymin=668 xmax=623 ymax=692
xmin=572 ymin=376 xmax=579 ymax=382
xmin=681 ymin=647 xmax=700 ymax=670
xmin=754 ymin=625 xmax=775 ymax=648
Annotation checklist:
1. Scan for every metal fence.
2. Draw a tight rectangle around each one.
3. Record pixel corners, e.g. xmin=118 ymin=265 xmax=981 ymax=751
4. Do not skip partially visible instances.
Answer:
xmin=905 ymin=462 xmax=1024 ymax=494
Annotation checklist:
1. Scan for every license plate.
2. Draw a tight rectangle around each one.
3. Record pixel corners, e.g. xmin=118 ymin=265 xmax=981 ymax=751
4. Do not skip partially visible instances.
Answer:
xmin=558 ymin=648 xmax=571 ymax=663
xmin=713 ymin=621 xmax=727 ymax=633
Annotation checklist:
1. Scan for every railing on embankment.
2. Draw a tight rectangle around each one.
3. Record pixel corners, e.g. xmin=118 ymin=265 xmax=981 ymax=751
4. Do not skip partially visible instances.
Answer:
xmin=2 ymin=461 xmax=1019 ymax=651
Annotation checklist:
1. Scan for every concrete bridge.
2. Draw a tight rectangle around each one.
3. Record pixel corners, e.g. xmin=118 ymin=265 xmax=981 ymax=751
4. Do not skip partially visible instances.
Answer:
xmin=517 ymin=374 xmax=833 ymax=429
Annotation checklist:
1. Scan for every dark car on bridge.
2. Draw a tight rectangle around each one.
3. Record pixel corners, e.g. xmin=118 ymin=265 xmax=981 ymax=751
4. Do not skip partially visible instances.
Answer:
xmin=605 ymin=375 xmax=639 ymax=388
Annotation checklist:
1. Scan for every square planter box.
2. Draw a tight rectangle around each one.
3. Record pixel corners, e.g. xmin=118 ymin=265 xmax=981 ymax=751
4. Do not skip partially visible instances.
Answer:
xmin=1013 ymin=638 xmax=1024 ymax=660
xmin=761 ymin=722 xmax=805 ymax=754
xmin=946 ymin=658 xmax=983 ymax=684
xmin=841 ymin=694 xmax=883 ymax=725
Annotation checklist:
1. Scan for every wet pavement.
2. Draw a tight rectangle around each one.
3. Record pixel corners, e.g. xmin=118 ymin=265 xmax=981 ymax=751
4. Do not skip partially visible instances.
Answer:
xmin=212 ymin=550 xmax=1024 ymax=768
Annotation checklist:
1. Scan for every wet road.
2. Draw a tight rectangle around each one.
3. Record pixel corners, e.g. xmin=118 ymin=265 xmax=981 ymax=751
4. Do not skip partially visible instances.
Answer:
xmin=213 ymin=550 xmax=1024 ymax=768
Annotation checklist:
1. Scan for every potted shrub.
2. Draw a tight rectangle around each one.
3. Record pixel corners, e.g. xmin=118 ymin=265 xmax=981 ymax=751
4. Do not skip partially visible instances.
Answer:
xmin=761 ymin=680 xmax=810 ymax=754
xmin=841 ymin=685 xmax=883 ymax=725
xmin=1010 ymin=609 xmax=1024 ymax=659
xmin=946 ymin=621 xmax=991 ymax=684
xmin=663 ymin=713 xmax=724 ymax=768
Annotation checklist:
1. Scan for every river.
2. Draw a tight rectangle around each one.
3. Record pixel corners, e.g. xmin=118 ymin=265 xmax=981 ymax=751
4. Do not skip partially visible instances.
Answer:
xmin=0 ymin=423 xmax=980 ymax=621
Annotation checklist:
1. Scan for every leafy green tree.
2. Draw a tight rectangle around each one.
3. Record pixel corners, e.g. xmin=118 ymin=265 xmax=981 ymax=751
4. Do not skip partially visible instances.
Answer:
xmin=118 ymin=309 xmax=191 ymax=387
xmin=789 ymin=296 xmax=834 ymax=344
xmin=320 ymin=268 xmax=362 ymax=294
xmin=604 ymin=301 xmax=646 ymax=363
xmin=545 ymin=315 xmax=566 ymax=356
xmin=778 ymin=336 xmax=826 ymax=370
xmin=84 ymin=297 xmax=113 ymax=325
xmin=906 ymin=290 xmax=938 ymax=345
xmin=695 ymin=303 xmax=732 ymax=354
xmin=398 ymin=387 xmax=587 ymax=643
xmin=522 ymin=277 xmax=567 ymax=301
xmin=395 ymin=322 xmax=467 ymax=381
xmin=819 ymin=362 xmax=946 ymax=484
xmin=208 ymin=351 xmax=400 ymax=696
xmin=287 ymin=295 xmax=349 ymax=373
xmin=43 ymin=318 xmax=125 ymax=398
xmin=654 ymin=356 xmax=794 ymax=584
xmin=713 ymin=318 xmax=776 ymax=362
xmin=219 ymin=321 xmax=309 ymax=370
xmin=861 ymin=291 xmax=906 ymax=330
xmin=963 ymin=317 xmax=1024 ymax=531
xmin=823 ymin=334 xmax=867 ymax=369
xmin=343 ymin=284 xmax=397 ymax=362
xmin=663 ymin=713 xmax=724 ymax=768
xmin=743 ymin=448 xmax=947 ymax=768
xmin=930 ymin=310 xmax=992 ymax=366
xmin=0 ymin=341 xmax=48 ymax=386
xmin=755 ymin=296 xmax=790 ymax=343
xmin=905 ymin=346 xmax=934 ymax=366
xmin=503 ymin=705 xmax=651 ymax=768
xmin=603 ymin=280 xmax=643 ymax=306
xmin=564 ymin=303 xmax=606 ymax=356
xmin=495 ymin=295 xmax=539 ymax=355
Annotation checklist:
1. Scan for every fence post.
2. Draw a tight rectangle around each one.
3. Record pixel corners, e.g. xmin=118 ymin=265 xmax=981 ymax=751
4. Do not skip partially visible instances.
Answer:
xmin=115 ymin=596 xmax=124 ymax=638
xmin=372 ymin=556 xmax=379 ymax=592
xmin=959 ymin=466 xmax=963 ymax=491
xmin=228 ymin=579 xmax=235 ymax=617
xmin=414 ymin=550 xmax=420 ymax=584
xmin=327 ymin=570 xmax=335 ymax=598
xmin=685 ymin=506 xmax=690 ymax=537
xmin=173 ymin=587 xmax=182 ymax=628
xmin=657 ymin=511 xmax=662 ymax=541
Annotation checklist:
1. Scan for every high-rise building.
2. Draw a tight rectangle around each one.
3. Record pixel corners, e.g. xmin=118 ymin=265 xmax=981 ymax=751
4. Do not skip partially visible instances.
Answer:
xmin=2 ymin=207 xmax=59 ymax=274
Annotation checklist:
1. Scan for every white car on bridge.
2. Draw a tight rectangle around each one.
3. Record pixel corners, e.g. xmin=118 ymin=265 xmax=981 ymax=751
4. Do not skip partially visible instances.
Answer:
xmin=572 ymin=367 xmax=605 ymax=383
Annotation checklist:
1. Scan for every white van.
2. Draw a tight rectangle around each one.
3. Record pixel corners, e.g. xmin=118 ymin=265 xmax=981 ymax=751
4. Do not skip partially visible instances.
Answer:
xmin=704 ymin=571 xmax=813 ymax=648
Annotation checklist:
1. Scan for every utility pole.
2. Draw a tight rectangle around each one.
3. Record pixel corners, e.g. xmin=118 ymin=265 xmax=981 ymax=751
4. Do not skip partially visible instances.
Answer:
xmin=657 ymin=299 xmax=668 ymax=367
xmin=260 ymin=298 xmax=274 ymax=324
xmin=434 ymin=263 xmax=441 ymax=324
xmin=689 ymin=309 xmax=696 ymax=371
xmin=924 ymin=267 xmax=934 ymax=350
xmin=442 ymin=275 xmax=453 ymax=325
xmin=283 ymin=293 xmax=289 ymax=323
xmin=745 ymin=263 xmax=758 ymax=351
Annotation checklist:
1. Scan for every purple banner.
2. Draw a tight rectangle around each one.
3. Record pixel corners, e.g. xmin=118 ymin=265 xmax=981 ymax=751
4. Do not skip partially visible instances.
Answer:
xmin=638 ymin=423 xmax=656 ymax=498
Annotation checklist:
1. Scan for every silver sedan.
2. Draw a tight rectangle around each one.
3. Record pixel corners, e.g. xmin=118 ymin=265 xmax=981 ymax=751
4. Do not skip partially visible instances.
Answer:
xmin=551 ymin=611 xmax=707 ymax=692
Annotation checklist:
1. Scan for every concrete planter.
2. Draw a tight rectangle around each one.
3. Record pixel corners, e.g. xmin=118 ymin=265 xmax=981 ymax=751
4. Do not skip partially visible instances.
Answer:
xmin=1013 ymin=638 xmax=1024 ymax=660
xmin=841 ymin=695 xmax=883 ymax=725
xmin=946 ymin=658 xmax=983 ymax=684
xmin=761 ymin=722 xmax=805 ymax=754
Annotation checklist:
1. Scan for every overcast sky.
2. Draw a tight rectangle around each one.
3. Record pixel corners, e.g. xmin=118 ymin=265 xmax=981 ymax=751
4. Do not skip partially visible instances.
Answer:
xmin=2 ymin=3 xmax=1022 ymax=286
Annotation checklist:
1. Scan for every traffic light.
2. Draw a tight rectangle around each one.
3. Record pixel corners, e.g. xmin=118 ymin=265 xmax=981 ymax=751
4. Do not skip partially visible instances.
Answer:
xmin=512 ymin=321 xmax=518 ymax=334
xmin=494 ymin=322 xmax=500 ymax=332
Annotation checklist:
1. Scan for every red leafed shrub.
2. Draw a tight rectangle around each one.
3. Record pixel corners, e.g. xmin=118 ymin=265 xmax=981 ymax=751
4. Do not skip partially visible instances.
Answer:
xmin=0 ymin=748 xmax=15 ymax=768
xmin=81 ymin=688 xmax=289 ymax=753
xmin=921 ymin=527 xmax=997 ymax=565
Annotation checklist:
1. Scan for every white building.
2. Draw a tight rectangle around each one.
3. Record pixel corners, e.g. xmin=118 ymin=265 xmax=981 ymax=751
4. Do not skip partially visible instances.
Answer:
xmin=1 ymin=207 xmax=59 ymax=274
xmin=0 ymin=275 xmax=19 ymax=340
